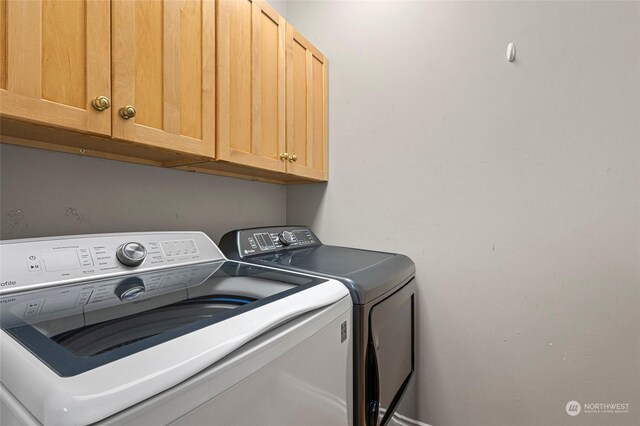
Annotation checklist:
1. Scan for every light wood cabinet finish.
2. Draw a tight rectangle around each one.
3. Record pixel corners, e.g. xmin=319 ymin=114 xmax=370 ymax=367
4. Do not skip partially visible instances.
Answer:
xmin=216 ymin=0 xmax=286 ymax=173
xmin=111 ymin=0 xmax=215 ymax=158
xmin=0 ymin=0 xmax=111 ymax=136
xmin=1 ymin=0 xmax=329 ymax=184
xmin=285 ymin=25 xmax=328 ymax=181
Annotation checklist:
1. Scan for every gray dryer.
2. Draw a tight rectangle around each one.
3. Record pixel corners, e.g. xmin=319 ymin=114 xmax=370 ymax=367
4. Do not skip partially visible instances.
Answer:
xmin=220 ymin=226 xmax=416 ymax=426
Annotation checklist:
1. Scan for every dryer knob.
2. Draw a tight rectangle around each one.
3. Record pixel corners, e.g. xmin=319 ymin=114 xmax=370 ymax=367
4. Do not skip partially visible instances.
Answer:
xmin=278 ymin=231 xmax=295 ymax=246
xmin=116 ymin=242 xmax=147 ymax=267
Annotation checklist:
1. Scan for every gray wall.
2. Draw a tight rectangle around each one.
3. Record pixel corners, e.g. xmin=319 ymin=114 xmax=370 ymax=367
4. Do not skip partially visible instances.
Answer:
xmin=269 ymin=0 xmax=286 ymax=17
xmin=0 ymin=144 xmax=286 ymax=241
xmin=285 ymin=2 xmax=640 ymax=426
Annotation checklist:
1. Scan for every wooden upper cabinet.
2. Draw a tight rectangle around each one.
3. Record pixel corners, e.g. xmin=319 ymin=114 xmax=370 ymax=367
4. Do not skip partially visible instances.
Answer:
xmin=0 ymin=0 xmax=111 ymax=136
xmin=0 ymin=0 xmax=328 ymax=183
xmin=216 ymin=0 xmax=286 ymax=173
xmin=285 ymin=25 xmax=328 ymax=181
xmin=111 ymin=0 xmax=215 ymax=158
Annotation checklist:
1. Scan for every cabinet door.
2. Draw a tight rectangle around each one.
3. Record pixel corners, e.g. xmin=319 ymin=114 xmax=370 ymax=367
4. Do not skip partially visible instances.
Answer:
xmin=217 ymin=0 xmax=286 ymax=173
xmin=285 ymin=25 xmax=328 ymax=181
xmin=111 ymin=0 xmax=215 ymax=158
xmin=0 ymin=0 xmax=111 ymax=136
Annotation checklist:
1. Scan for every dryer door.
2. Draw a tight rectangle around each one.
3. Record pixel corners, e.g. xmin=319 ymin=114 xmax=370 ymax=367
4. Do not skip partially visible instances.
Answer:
xmin=366 ymin=279 xmax=415 ymax=425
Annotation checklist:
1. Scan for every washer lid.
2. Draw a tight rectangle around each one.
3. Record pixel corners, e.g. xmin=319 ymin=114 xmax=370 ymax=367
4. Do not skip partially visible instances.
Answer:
xmin=0 ymin=262 xmax=349 ymax=425
xmin=1 ymin=261 xmax=331 ymax=377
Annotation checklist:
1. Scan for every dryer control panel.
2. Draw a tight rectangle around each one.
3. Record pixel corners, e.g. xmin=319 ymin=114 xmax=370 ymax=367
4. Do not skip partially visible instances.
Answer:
xmin=219 ymin=226 xmax=321 ymax=259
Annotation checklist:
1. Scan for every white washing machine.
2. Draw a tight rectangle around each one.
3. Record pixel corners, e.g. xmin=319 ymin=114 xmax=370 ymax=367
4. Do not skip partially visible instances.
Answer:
xmin=0 ymin=232 xmax=352 ymax=425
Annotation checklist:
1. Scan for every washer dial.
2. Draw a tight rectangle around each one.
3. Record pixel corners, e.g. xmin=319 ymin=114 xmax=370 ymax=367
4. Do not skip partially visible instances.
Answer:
xmin=114 ymin=277 xmax=146 ymax=301
xmin=116 ymin=242 xmax=147 ymax=267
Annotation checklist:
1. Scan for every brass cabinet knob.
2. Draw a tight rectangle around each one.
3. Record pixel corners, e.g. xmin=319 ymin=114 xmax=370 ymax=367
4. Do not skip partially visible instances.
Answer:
xmin=279 ymin=152 xmax=290 ymax=161
xmin=119 ymin=106 xmax=136 ymax=120
xmin=288 ymin=154 xmax=298 ymax=163
xmin=91 ymin=96 xmax=111 ymax=111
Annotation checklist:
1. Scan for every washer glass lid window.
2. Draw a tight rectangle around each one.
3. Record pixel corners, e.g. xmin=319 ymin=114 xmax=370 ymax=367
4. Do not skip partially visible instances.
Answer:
xmin=0 ymin=262 xmax=327 ymax=377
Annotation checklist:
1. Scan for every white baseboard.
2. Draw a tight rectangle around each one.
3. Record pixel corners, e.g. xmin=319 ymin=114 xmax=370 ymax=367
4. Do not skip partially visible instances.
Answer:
xmin=379 ymin=407 xmax=432 ymax=426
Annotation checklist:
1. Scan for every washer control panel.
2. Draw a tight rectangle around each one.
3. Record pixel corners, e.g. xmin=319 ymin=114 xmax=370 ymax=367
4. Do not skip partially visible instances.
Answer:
xmin=219 ymin=226 xmax=321 ymax=259
xmin=0 ymin=262 xmax=220 ymax=328
xmin=0 ymin=232 xmax=225 ymax=294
